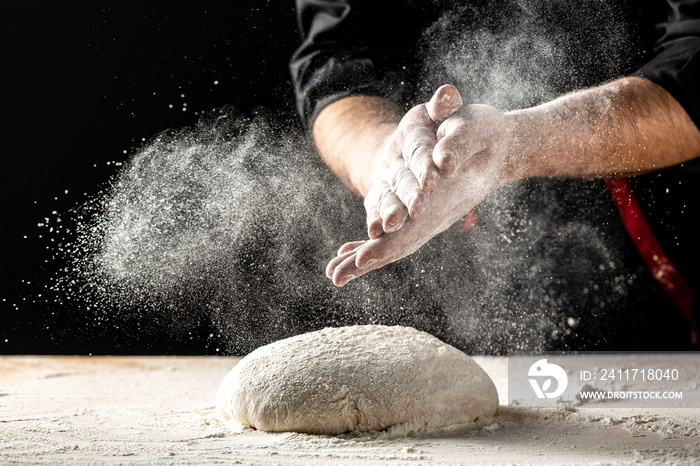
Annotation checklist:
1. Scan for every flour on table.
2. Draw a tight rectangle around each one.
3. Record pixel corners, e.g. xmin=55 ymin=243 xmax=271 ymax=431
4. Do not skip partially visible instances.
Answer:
xmin=216 ymin=325 xmax=498 ymax=435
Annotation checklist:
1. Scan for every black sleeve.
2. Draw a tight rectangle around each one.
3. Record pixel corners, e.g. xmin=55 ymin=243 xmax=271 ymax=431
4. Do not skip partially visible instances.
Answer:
xmin=636 ymin=0 xmax=700 ymax=128
xmin=289 ymin=0 xmax=420 ymax=130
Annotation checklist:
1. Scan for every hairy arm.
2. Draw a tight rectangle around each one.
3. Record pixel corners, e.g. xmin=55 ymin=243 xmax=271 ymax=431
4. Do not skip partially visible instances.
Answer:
xmin=504 ymin=77 xmax=700 ymax=181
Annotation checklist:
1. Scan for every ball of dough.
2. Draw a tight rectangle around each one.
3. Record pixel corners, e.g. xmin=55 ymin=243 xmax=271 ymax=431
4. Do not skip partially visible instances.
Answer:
xmin=216 ymin=325 xmax=498 ymax=434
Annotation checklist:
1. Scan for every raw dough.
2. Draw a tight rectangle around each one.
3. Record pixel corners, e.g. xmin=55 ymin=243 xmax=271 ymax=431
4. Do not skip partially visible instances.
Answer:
xmin=216 ymin=325 xmax=498 ymax=434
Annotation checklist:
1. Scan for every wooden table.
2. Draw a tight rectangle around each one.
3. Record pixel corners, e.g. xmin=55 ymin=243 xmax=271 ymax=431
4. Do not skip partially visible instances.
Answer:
xmin=1 ymin=355 xmax=698 ymax=465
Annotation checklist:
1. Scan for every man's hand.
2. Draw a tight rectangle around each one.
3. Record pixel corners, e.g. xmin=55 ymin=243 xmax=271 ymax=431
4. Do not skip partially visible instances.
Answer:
xmin=328 ymin=101 xmax=511 ymax=286
xmin=363 ymin=85 xmax=464 ymax=238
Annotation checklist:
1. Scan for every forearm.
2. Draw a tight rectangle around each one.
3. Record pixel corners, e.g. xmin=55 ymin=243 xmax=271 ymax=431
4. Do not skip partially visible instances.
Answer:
xmin=312 ymin=96 xmax=403 ymax=196
xmin=506 ymin=77 xmax=700 ymax=182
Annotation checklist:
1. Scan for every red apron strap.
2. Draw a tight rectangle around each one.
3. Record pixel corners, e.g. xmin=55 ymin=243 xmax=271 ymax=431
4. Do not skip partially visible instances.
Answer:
xmin=605 ymin=178 xmax=695 ymax=325
xmin=460 ymin=210 xmax=479 ymax=235
xmin=462 ymin=180 xmax=696 ymax=345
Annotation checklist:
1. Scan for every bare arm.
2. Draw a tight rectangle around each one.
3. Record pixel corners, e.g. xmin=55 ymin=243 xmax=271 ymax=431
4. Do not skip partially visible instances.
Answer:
xmin=312 ymin=96 xmax=402 ymax=197
xmin=503 ymin=77 xmax=700 ymax=182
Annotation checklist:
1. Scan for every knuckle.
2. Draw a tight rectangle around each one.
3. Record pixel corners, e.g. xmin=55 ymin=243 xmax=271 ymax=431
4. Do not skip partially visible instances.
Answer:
xmin=402 ymin=141 xmax=421 ymax=170
xmin=403 ymin=134 xmax=432 ymax=165
xmin=375 ymin=188 xmax=396 ymax=213
xmin=389 ymin=168 xmax=412 ymax=194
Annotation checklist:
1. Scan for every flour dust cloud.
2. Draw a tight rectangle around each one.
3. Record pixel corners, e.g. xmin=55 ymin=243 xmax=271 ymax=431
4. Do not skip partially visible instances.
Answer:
xmin=48 ymin=0 xmax=664 ymax=354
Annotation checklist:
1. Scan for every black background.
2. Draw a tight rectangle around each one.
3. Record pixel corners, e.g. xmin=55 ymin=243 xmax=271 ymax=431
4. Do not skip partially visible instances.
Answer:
xmin=1 ymin=1 xmax=300 ymax=354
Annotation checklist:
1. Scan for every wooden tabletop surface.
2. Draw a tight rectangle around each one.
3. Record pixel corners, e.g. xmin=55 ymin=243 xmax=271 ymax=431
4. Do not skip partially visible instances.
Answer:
xmin=1 ymin=355 xmax=698 ymax=465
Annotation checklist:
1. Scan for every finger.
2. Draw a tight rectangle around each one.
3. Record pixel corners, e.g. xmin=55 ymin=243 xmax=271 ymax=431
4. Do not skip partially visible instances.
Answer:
xmin=401 ymin=123 xmax=440 ymax=192
xmin=355 ymin=237 xmax=395 ymax=270
xmin=355 ymin=226 xmax=419 ymax=270
xmin=426 ymin=84 xmax=463 ymax=122
xmin=326 ymin=247 xmax=360 ymax=279
xmin=385 ymin=156 xmax=427 ymax=219
xmin=337 ymin=240 xmax=366 ymax=256
xmin=433 ymin=144 xmax=458 ymax=177
xmin=331 ymin=253 xmax=361 ymax=287
xmin=374 ymin=178 xmax=409 ymax=233
xmin=331 ymin=243 xmax=387 ymax=286
xmin=363 ymin=190 xmax=384 ymax=239
xmin=433 ymin=119 xmax=462 ymax=177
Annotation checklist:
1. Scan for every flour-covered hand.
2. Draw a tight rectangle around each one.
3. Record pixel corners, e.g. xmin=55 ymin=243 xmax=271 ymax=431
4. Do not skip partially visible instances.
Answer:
xmin=364 ymin=85 xmax=464 ymax=239
xmin=330 ymin=98 xmax=514 ymax=286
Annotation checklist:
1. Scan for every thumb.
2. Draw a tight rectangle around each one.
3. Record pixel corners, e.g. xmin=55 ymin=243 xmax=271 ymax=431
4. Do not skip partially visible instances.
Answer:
xmin=425 ymin=84 xmax=463 ymax=123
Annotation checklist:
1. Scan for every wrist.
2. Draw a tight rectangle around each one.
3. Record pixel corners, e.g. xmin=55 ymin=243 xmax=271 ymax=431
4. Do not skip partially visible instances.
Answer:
xmin=503 ymin=107 xmax=558 ymax=182
xmin=473 ymin=109 xmax=530 ymax=189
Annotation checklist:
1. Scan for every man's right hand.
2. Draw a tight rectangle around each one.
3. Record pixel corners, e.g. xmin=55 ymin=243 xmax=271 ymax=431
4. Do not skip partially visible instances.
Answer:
xmin=364 ymin=85 xmax=464 ymax=239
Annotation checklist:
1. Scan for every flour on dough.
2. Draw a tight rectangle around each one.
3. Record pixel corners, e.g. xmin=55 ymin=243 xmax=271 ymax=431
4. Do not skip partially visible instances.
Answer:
xmin=216 ymin=325 xmax=498 ymax=435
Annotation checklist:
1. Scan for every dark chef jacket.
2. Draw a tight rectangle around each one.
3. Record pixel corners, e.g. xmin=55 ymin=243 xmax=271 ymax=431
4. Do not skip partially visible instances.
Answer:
xmin=289 ymin=0 xmax=700 ymax=334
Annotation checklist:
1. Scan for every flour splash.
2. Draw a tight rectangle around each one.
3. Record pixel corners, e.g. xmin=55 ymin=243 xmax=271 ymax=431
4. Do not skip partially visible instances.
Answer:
xmin=48 ymin=1 xmax=665 ymax=354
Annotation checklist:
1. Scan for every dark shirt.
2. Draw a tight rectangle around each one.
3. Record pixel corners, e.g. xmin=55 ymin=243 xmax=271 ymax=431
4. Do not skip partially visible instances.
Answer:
xmin=289 ymin=0 xmax=700 ymax=295
xmin=290 ymin=0 xmax=699 ymax=129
